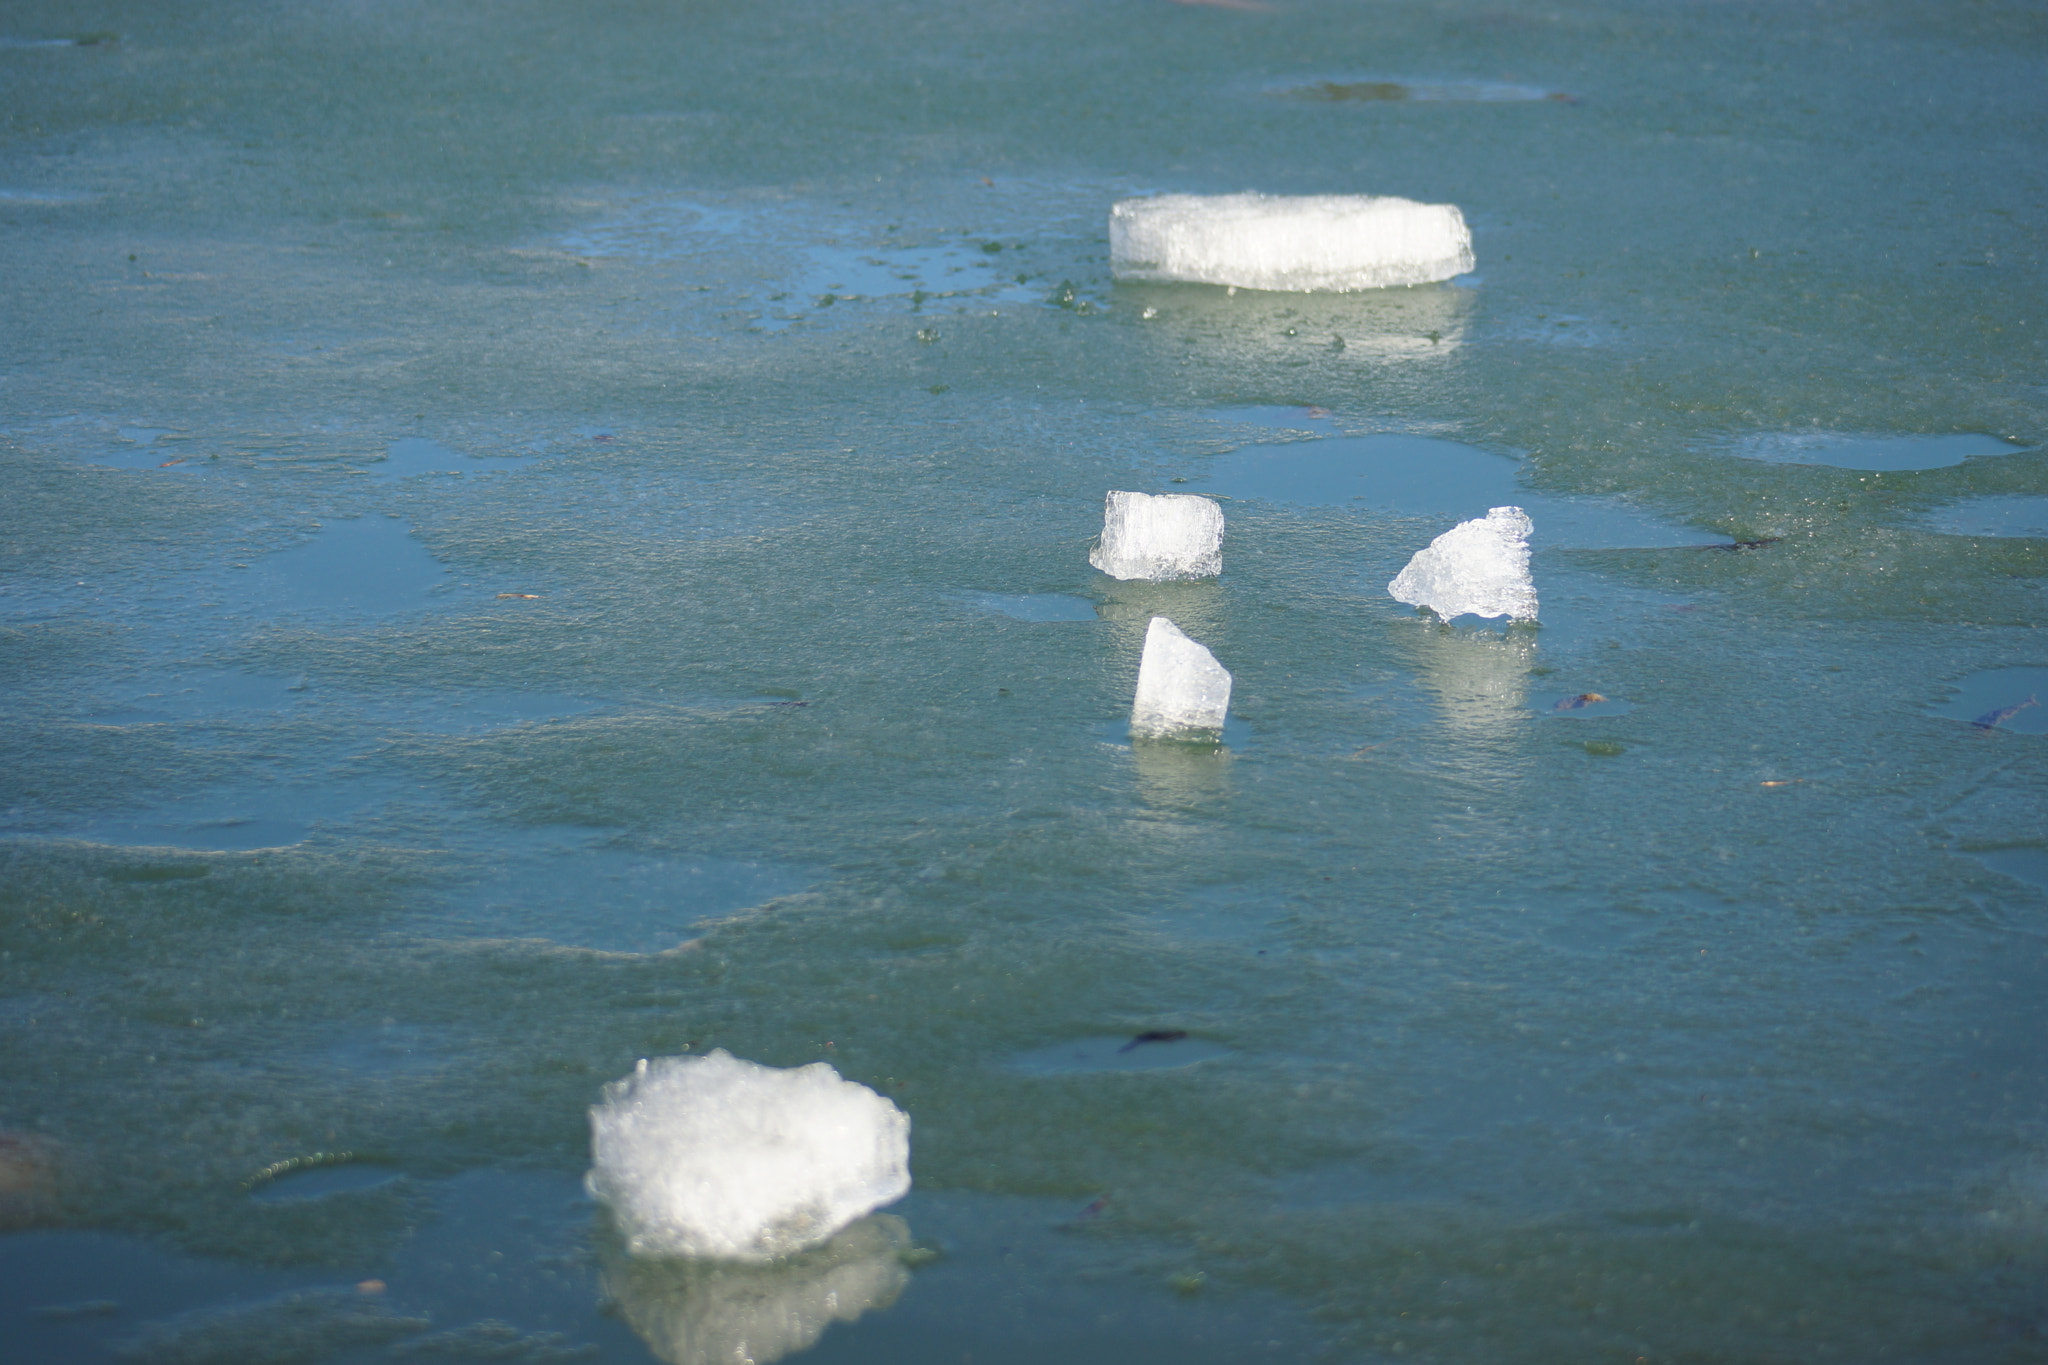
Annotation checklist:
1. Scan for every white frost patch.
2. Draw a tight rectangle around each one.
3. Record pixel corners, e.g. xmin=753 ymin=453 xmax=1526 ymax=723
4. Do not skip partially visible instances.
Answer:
xmin=587 ymin=1051 xmax=911 ymax=1263
xmin=1089 ymin=490 xmax=1224 ymax=582
xmin=1110 ymin=193 xmax=1474 ymax=292
xmin=1388 ymin=506 xmax=1538 ymax=622
xmin=1131 ymin=617 xmax=1232 ymax=738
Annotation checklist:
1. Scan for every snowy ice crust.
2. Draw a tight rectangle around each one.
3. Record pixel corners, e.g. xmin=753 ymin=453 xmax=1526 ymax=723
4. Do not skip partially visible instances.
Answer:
xmin=586 ymin=1051 xmax=911 ymax=1263
xmin=1131 ymin=616 xmax=1233 ymax=738
xmin=1110 ymin=193 xmax=1475 ymax=293
xmin=1387 ymin=506 xmax=1538 ymax=622
xmin=1090 ymin=490 xmax=1224 ymax=582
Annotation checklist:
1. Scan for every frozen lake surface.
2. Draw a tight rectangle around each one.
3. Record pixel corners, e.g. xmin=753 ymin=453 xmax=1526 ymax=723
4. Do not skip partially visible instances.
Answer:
xmin=3 ymin=2 xmax=2046 ymax=1362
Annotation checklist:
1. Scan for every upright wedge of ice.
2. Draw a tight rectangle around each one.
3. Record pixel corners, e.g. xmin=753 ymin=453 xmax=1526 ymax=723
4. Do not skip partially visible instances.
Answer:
xmin=1388 ymin=506 xmax=1538 ymax=622
xmin=1110 ymin=193 xmax=1474 ymax=292
xmin=586 ymin=1051 xmax=911 ymax=1263
xmin=1131 ymin=617 xmax=1233 ymax=737
xmin=1090 ymin=490 xmax=1224 ymax=581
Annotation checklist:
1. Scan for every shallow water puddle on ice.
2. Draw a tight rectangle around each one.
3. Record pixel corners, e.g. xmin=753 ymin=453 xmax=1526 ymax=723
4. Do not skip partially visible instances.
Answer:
xmin=247 ymin=1160 xmax=405 ymax=1204
xmin=244 ymin=517 xmax=453 ymax=616
xmin=952 ymin=590 xmax=1098 ymax=622
xmin=367 ymin=437 xmax=539 ymax=483
xmin=1972 ymin=848 xmax=2048 ymax=892
xmin=1724 ymin=431 xmax=2028 ymax=471
xmin=1928 ymin=666 xmax=2048 ymax=734
xmin=1916 ymin=494 xmax=2048 ymax=539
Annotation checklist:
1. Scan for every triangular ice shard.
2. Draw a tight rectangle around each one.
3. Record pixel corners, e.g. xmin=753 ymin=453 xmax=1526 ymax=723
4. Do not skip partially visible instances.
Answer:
xmin=1131 ymin=616 xmax=1233 ymax=738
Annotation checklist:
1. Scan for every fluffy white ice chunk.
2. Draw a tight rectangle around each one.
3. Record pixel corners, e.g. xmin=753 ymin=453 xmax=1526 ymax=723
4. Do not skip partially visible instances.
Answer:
xmin=1110 ymin=193 xmax=1475 ymax=292
xmin=1131 ymin=616 xmax=1233 ymax=738
xmin=586 ymin=1051 xmax=911 ymax=1263
xmin=1387 ymin=506 xmax=1538 ymax=622
xmin=1090 ymin=490 xmax=1224 ymax=581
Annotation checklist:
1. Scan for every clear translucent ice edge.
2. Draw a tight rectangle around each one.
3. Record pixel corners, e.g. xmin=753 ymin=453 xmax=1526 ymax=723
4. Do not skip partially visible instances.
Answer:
xmin=1109 ymin=193 xmax=1475 ymax=292
xmin=586 ymin=1051 xmax=911 ymax=1264
xmin=1130 ymin=616 xmax=1234 ymax=737
xmin=1388 ymin=506 xmax=1539 ymax=622
xmin=1089 ymin=490 xmax=1225 ymax=582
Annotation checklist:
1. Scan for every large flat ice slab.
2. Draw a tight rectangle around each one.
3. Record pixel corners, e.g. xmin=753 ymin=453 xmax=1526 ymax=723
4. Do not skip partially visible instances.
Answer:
xmin=1090 ymin=490 xmax=1224 ymax=581
xmin=586 ymin=1051 xmax=911 ymax=1263
xmin=1388 ymin=506 xmax=1538 ymax=622
xmin=1110 ymin=193 xmax=1474 ymax=292
xmin=1131 ymin=616 xmax=1233 ymax=737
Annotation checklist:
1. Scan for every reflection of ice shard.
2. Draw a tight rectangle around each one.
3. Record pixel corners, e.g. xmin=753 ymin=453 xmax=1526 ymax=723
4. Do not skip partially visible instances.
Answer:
xmin=1131 ymin=617 xmax=1232 ymax=738
xmin=1111 ymin=194 xmax=1474 ymax=292
xmin=1389 ymin=507 xmax=1537 ymax=622
xmin=586 ymin=1052 xmax=910 ymax=1263
xmin=1403 ymin=624 xmax=1535 ymax=736
xmin=1090 ymin=491 xmax=1224 ymax=582
xmin=603 ymin=1215 xmax=912 ymax=1365
xmin=1122 ymin=277 xmax=1472 ymax=360
xmin=1132 ymin=735 xmax=1233 ymax=808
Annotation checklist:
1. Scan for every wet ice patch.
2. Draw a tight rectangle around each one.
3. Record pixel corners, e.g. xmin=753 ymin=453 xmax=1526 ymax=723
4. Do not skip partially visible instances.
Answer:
xmin=1006 ymin=1034 xmax=1230 ymax=1075
xmin=244 ymin=517 xmax=454 ymax=616
xmin=952 ymin=591 xmax=1098 ymax=623
xmin=586 ymin=1051 xmax=911 ymax=1262
xmin=84 ymin=670 xmax=307 ymax=725
xmin=1928 ymin=667 xmax=2048 ymax=734
xmin=1972 ymin=848 xmax=2048 ymax=892
xmin=367 ymin=437 xmax=539 ymax=482
xmin=1915 ymin=495 xmax=2048 ymax=539
xmin=1110 ymin=193 xmax=1474 ymax=292
xmin=1209 ymin=405 xmax=1341 ymax=436
xmin=426 ymin=846 xmax=805 ymax=954
xmin=1723 ymin=431 xmax=2026 ymax=471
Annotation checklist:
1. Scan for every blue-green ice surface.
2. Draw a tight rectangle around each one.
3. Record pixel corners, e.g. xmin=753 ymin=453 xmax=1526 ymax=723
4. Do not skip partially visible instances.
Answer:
xmin=3 ymin=2 xmax=2047 ymax=1363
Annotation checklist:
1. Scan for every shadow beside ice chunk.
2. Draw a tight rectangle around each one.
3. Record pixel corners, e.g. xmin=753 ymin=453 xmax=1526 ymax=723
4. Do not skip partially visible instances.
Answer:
xmin=1006 ymin=1034 xmax=1232 ymax=1075
xmin=1110 ymin=193 xmax=1473 ymax=292
xmin=600 ymin=1214 xmax=912 ymax=1365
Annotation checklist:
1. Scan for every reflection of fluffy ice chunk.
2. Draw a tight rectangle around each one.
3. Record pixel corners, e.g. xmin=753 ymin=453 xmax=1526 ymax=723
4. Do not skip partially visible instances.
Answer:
xmin=603 ymin=1215 xmax=911 ymax=1365
xmin=1388 ymin=506 xmax=1538 ymax=622
xmin=586 ymin=1051 xmax=911 ymax=1263
xmin=1131 ymin=617 xmax=1232 ymax=738
xmin=1110 ymin=193 xmax=1474 ymax=292
xmin=1090 ymin=491 xmax=1224 ymax=582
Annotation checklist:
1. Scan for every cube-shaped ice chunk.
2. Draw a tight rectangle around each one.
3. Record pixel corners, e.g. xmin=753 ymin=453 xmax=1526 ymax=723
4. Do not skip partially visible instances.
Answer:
xmin=586 ymin=1051 xmax=911 ymax=1263
xmin=1110 ymin=193 xmax=1475 ymax=292
xmin=1090 ymin=490 xmax=1224 ymax=582
xmin=1131 ymin=616 xmax=1233 ymax=737
xmin=1387 ymin=505 xmax=1538 ymax=622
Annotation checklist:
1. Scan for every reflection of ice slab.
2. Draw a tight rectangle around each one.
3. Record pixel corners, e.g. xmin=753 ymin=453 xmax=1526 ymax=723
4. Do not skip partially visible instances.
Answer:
xmin=1402 ymin=622 xmax=1535 ymax=734
xmin=953 ymin=591 xmax=1098 ymax=622
xmin=1928 ymin=667 xmax=2048 ymax=734
xmin=1007 ymin=1034 xmax=1230 ymax=1075
xmin=1090 ymin=491 xmax=1224 ymax=582
xmin=1916 ymin=495 xmax=2048 ymax=539
xmin=1389 ymin=507 xmax=1538 ymax=623
xmin=247 ymin=518 xmax=452 ymax=616
xmin=1723 ymin=431 xmax=2026 ymax=471
xmin=1131 ymin=617 xmax=1232 ymax=738
xmin=587 ymin=1051 xmax=911 ymax=1262
xmin=602 ymin=1215 xmax=910 ymax=1365
xmin=1111 ymin=194 xmax=1473 ymax=292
